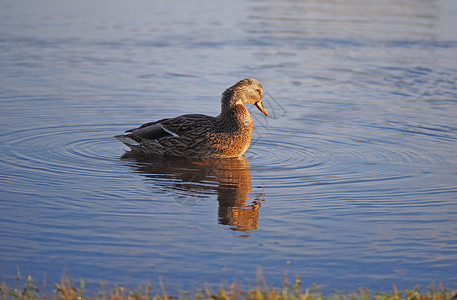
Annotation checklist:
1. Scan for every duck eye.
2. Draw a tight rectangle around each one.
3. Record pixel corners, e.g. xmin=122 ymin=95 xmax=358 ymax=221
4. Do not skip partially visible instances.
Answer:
xmin=256 ymin=89 xmax=261 ymax=94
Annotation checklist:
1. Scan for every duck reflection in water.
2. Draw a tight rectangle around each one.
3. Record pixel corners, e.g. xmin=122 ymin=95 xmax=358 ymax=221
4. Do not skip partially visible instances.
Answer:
xmin=123 ymin=155 xmax=265 ymax=232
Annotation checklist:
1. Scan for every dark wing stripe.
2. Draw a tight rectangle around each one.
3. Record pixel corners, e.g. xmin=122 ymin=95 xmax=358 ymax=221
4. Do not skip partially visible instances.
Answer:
xmin=131 ymin=124 xmax=176 ymax=141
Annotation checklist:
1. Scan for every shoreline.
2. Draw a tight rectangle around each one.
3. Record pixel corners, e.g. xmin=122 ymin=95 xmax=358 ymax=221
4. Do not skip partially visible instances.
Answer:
xmin=2 ymin=274 xmax=455 ymax=300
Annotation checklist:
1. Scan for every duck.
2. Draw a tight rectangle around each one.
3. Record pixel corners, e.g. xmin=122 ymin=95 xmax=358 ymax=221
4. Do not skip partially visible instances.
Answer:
xmin=116 ymin=78 xmax=268 ymax=158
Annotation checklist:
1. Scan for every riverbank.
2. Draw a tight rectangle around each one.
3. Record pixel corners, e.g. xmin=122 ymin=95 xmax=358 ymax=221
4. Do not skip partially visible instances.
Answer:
xmin=1 ymin=274 xmax=455 ymax=300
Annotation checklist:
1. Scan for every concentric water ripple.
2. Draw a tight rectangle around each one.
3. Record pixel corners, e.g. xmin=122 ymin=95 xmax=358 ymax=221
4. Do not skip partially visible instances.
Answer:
xmin=247 ymin=138 xmax=332 ymax=170
xmin=0 ymin=124 xmax=124 ymax=178
xmin=248 ymin=126 xmax=419 ymax=189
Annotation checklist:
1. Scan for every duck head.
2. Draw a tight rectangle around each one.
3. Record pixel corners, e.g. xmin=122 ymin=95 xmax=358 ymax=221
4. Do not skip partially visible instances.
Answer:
xmin=222 ymin=78 xmax=269 ymax=116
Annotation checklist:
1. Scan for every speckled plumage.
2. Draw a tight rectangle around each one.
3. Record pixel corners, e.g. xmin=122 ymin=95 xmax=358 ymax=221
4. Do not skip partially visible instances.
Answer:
xmin=116 ymin=78 xmax=268 ymax=158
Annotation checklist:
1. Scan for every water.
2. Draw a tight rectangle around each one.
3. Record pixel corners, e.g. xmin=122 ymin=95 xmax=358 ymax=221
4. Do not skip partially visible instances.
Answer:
xmin=1 ymin=0 xmax=457 ymax=293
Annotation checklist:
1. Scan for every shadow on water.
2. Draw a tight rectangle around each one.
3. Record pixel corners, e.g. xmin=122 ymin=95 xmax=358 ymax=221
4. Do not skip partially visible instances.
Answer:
xmin=121 ymin=154 xmax=265 ymax=232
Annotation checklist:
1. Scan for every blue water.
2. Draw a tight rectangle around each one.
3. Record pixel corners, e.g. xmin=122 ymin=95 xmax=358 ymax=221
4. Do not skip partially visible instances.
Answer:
xmin=1 ymin=0 xmax=457 ymax=293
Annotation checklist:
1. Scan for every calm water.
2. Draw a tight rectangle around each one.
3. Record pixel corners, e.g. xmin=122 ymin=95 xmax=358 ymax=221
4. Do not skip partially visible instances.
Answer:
xmin=1 ymin=0 xmax=457 ymax=293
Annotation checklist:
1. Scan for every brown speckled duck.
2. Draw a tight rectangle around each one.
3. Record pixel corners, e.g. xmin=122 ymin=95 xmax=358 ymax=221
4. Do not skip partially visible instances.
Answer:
xmin=116 ymin=78 xmax=268 ymax=158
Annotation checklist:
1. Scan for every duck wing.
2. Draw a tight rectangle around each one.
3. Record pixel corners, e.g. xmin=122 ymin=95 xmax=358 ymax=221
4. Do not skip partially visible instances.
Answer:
xmin=125 ymin=120 xmax=177 ymax=141
xmin=125 ymin=114 xmax=216 ymax=141
xmin=116 ymin=114 xmax=220 ymax=157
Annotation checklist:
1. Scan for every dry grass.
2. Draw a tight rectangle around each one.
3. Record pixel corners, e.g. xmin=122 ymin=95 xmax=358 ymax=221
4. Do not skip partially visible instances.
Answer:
xmin=1 ymin=271 xmax=455 ymax=300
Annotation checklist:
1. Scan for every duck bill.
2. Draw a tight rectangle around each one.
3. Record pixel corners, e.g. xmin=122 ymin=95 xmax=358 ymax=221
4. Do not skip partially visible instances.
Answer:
xmin=255 ymin=101 xmax=268 ymax=116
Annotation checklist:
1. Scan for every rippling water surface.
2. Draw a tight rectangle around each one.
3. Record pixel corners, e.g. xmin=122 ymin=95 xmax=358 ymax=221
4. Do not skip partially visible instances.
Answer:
xmin=1 ymin=0 xmax=457 ymax=293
